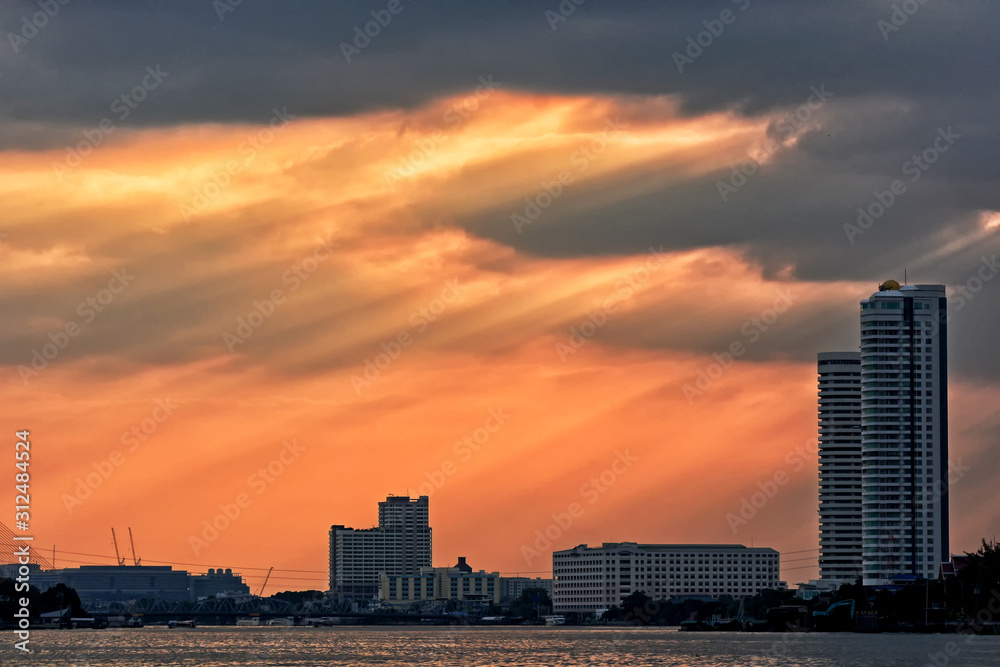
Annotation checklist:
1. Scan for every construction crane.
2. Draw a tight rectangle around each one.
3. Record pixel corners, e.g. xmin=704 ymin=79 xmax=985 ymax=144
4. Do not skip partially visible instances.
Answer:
xmin=257 ymin=567 xmax=274 ymax=597
xmin=111 ymin=528 xmax=126 ymax=566
xmin=128 ymin=527 xmax=141 ymax=566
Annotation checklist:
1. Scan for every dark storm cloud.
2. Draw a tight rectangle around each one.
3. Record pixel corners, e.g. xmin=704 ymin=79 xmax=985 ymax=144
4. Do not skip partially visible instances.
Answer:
xmin=4 ymin=0 xmax=1000 ymax=379
xmin=8 ymin=0 xmax=993 ymax=274
xmin=2 ymin=1 xmax=994 ymax=127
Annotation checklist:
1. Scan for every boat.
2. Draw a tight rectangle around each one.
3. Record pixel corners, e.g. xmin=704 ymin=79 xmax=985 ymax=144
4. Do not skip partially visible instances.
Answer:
xmin=236 ymin=617 xmax=261 ymax=626
xmin=168 ymin=620 xmax=196 ymax=628
xmin=543 ymin=615 xmax=566 ymax=626
xmin=266 ymin=617 xmax=294 ymax=626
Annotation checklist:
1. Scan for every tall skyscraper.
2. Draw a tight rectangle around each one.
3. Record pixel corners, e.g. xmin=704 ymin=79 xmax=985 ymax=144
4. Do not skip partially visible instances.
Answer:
xmin=329 ymin=495 xmax=432 ymax=599
xmin=817 ymin=351 xmax=863 ymax=584
xmin=859 ymin=281 xmax=948 ymax=584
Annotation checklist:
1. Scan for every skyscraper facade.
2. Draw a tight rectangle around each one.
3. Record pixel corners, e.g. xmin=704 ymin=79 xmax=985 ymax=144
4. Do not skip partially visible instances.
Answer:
xmin=329 ymin=495 xmax=432 ymax=599
xmin=817 ymin=351 xmax=863 ymax=584
xmin=859 ymin=282 xmax=948 ymax=584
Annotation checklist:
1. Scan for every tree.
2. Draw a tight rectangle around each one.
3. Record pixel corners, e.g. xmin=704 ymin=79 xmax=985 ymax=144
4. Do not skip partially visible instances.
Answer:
xmin=956 ymin=538 xmax=1000 ymax=615
xmin=600 ymin=606 xmax=622 ymax=622
xmin=1 ymin=580 xmax=87 ymax=624
xmin=621 ymin=591 xmax=656 ymax=625
xmin=507 ymin=587 xmax=552 ymax=619
xmin=270 ymin=589 xmax=325 ymax=605
xmin=964 ymin=539 xmax=1000 ymax=585
xmin=0 ymin=579 xmax=38 ymax=624
xmin=38 ymin=583 xmax=86 ymax=618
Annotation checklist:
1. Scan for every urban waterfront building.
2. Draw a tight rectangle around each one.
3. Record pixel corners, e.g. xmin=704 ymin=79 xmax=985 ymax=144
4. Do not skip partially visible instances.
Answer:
xmin=859 ymin=282 xmax=949 ymax=584
xmin=552 ymin=543 xmax=781 ymax=614
xmin=329 ymin=495 xmax=432 ymax=599
xmin=817 ymin=351 xmax=863 ymax=585
xmin=500 ymin=575 xmax=554 ymax=602
xmin=379 ymin=557 xmax=499 ymax=606
xmin=190 ymin=567 xmax=251 ymax=599
xmin=0 ymin=562 xmax=49 ymax=585
xmin=41 ymin=565 xmax=190 ymax=602
xmin=0 ymin=564 xmax=247 ymax=603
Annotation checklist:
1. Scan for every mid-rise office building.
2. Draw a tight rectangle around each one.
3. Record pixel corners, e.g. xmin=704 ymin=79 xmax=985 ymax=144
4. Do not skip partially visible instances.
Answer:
xmin=500 ymin=576 xmax=553 ymax=602
xmin=859 ymin=282 xmax=949 ymax=584
xmin=329 ymin=495 xmax=432 ymax=599
xmin=379 ymin=557 xmax=499 ymax=606
xmin=552 ymin=543 xmax=780 ymax=613
xmin=817 ymin=351 xmax=863 ymax=585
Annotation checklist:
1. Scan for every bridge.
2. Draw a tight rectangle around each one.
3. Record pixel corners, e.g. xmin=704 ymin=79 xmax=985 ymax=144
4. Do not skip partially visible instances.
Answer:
xmin=82 ymin=596 xmax=486 ymax=625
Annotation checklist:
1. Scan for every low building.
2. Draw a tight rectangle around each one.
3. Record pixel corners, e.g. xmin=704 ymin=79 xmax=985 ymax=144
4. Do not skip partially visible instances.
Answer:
xmin=379 ymin=558 xmax=500 ymax=606
xmin=0 ymin=564 xmax=249 ymax=602
xmin=500 ymin=576 xmax=553 ymax=602
xmin=553 ymin=543 xmax=781 ymax=614
xmin=190 ymin=568 xmax=250 ymax=599
xmin=0 ymin=562 xmax=42 ymax=580
xmin=54 ymin=565 xmax=192 ymax=602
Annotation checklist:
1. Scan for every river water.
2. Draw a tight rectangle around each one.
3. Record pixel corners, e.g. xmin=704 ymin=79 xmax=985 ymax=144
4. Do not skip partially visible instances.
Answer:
xmin=3 ymin=626 xmax=1000 ymax=666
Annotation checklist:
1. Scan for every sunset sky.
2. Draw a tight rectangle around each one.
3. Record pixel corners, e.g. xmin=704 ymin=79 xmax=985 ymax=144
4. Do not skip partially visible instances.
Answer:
xmin=3 ymin=1 xmax=1000 ymax=592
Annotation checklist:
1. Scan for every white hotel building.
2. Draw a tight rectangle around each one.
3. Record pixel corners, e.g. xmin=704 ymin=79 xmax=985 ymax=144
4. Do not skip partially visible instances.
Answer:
xmin=553 ymin=543 xmax=781 ymax=614
xmin=859 ymin=282 xmax=949 ymax=584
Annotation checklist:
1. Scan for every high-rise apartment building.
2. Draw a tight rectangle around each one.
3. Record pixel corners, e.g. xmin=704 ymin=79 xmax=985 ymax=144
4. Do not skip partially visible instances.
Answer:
xmin=378 ymin=494 xmax=431 ymax=576
xmin=817 ymin=351 xmax=863 ymax=584
xmin=329 ymin=495 xmax=432 ymax=599
xmin=859 ymin=282 xmax=948 ymax=584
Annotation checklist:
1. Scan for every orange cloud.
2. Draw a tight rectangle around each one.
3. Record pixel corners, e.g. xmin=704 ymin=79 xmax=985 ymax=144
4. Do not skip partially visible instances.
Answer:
xmin=2 ymin=89 xmax=996 ymax=591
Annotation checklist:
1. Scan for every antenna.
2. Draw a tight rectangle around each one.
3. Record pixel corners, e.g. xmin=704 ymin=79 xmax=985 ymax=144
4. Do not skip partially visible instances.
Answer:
xmin=904 ymin=266 xmax=907 ymax=285
xmin=128 ymin=527 xmax=141 ymax=566
xmin=111 ymin=528 xmax=125 ymax=566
